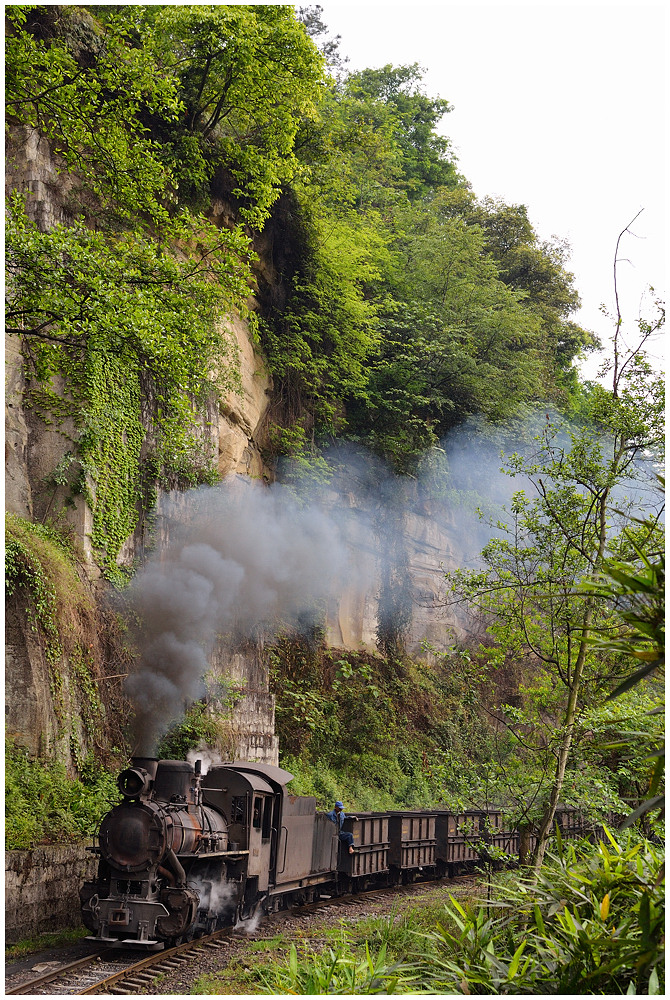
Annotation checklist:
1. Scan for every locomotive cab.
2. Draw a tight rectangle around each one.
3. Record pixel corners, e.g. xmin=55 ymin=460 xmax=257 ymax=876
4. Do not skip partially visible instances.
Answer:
xmin=203 ymin=768 xmax=274 ymax=891
xmin=202 ymin=761 xmax=321 ymax=911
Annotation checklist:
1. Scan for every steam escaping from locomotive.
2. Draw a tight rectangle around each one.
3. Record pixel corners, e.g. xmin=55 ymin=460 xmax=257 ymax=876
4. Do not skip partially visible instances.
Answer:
xmin=187 ymin=748 xmax=224 ymax=775
xmin=125 ymin=477 xmax=369 ymax=752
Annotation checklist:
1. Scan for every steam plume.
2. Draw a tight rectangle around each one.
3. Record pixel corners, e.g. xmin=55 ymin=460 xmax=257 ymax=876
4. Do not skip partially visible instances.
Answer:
xmin=125 ymin=477 xmax=368 ymax=752
xmin=123 ymin=415 xmax=658 ymax=754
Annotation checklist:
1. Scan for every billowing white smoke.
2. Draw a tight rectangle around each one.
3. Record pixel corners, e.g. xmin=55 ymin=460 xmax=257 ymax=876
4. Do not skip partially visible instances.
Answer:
xmin=186 ymin=748 xmax=224 ymax=775
xmin=189 ymin=875 xmax=239 ymax=921
xmin=125 ymin=476 xmax=370 ymax=753
xmin=123 ymin=419 xmax=654 ymax=754
xmin=234 ymin=906 xmax=264 ymax=935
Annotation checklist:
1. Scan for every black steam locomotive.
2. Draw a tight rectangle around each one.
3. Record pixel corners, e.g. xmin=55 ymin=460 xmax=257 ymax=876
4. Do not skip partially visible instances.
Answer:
xmin=80 ymin=756 xmax=590 ymax=947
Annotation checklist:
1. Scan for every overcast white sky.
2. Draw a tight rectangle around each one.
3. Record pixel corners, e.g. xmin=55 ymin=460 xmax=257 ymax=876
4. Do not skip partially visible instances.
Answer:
xmin=319 ymin=2 xmax=667 ymax=375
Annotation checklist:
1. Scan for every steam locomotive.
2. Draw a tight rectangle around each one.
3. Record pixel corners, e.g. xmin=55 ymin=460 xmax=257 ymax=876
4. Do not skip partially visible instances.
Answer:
xmin=80 ymin=756 xmax=591 ymax=948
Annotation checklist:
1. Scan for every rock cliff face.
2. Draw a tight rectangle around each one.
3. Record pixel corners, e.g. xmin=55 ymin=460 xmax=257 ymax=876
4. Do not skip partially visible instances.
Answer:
xmin=323 ymin=499 xmax=466 ymax=656
xmin=5 ymin=126 xmax=464 ymax=772
xmin=5 ymin=126 xmax=278 ymax=767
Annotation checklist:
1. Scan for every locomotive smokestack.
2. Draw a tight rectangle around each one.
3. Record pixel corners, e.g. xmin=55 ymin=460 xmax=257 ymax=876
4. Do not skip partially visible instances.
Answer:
xmin=131 ymin=757 xmax=158 ymax=780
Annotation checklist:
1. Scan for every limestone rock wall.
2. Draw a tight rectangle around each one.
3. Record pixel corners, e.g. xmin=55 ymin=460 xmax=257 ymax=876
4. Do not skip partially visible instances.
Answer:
xmin=324 ymin=499 xmax=466 ymax=656
xmin=5 ymin=125 xmax=466 ymax=780
xmin=5 ymin=604 xmax=71 ymax=761
xmin=5 ymin=126 xmax=276 ymax=768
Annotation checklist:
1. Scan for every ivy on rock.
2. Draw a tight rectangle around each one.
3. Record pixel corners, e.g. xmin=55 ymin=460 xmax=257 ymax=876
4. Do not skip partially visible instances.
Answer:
xmin=6 ymin=197 xmax=254 ymax=576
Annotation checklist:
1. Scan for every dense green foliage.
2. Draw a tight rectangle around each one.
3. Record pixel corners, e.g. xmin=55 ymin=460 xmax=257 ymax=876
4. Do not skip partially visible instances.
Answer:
xmin=270 ymin=637 xmax=513 ymax=811
xmin=269 ymin=636 xmax=659 ymax=821
xmin=5 ymin=3 xmax=596 ymax=567
xmin=5 ymin=738 xmax=120 ymax=849
xmin=425 ymin=832 xmax=665 ymax=995
xmin=194 ymin=832 xmax=662 ymax=995
xmin=142 ymin=4 xmax=325 ymax=226
xmin=261 ymin=45 xmax=596 ymax=469
xmin=5 ymin=513 xmax=110 ymax=752
xmin=7 ymin=197 xmax=250 ymax=574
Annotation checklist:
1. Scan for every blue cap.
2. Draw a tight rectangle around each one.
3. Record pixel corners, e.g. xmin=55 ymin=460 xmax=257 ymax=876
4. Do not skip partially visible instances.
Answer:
xmin=335 ymin=801 xmax=344 ymax=808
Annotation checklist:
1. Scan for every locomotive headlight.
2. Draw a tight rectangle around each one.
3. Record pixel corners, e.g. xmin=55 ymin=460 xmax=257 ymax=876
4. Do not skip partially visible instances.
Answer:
xmin=118 ymin=767 xmax=151 ymax=799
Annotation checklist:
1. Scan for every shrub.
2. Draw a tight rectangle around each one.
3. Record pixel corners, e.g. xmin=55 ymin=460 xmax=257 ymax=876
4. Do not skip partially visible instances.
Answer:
xmin=423 ymin=830 xmax=665 ymax=995
xmin=5 ymin=740 xmax=120 ymax=849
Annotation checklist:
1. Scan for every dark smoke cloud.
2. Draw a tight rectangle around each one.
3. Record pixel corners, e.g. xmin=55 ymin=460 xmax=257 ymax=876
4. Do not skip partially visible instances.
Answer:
xmin=124 ymin=477 xmax=372 ymax=752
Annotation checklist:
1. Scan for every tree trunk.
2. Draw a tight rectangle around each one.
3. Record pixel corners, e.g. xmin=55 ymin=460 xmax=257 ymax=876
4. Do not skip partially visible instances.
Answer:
xmin=518 ymin=822 xmax=532 ymax=866
xmin=532 ymin=601 xmax=593 ymax=876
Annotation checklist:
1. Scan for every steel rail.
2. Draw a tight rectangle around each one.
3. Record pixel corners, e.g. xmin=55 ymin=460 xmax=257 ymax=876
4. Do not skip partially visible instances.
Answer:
xmin=7 ymin=873 xmax=478 ymax=995
xmin=6 ymin=948 xmax=112 ymax=995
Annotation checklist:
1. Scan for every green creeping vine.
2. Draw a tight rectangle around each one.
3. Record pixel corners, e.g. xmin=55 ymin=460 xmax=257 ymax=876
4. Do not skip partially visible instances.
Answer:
xmin=79 ymin=352 xmax=144 ymax=579
xmin=5 ymin=514 xmax=113 ymax=756
xmin=7 ymin=197 xmax=254 ymax=578
xmin=6 ymin=516 xmax=70 ymax=724
xmin=5 ymin=518 xmax=64 ymax=662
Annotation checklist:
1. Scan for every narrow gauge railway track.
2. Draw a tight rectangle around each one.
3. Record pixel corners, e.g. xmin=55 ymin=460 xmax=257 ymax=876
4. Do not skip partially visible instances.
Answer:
xmin=6 ymin=932 xmax=233 ymax=996
xmin=7 ymin=875 xmax=478 ymax=996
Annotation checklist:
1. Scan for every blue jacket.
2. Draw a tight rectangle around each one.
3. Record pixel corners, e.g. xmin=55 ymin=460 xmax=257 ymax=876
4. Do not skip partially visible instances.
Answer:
xmin=326 ymin=808 xmax=345 ymax=830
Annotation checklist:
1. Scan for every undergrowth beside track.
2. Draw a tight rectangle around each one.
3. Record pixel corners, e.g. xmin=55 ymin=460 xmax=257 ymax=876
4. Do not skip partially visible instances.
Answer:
xmin=190 ymin=832 xmax=664 ymax=996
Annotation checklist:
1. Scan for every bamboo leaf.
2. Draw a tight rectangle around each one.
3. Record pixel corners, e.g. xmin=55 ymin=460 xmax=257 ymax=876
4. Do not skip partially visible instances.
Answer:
xmin=508 ymin=939 xmax=527 ymax=979
xmin=620 ymin=796 xmax=664 ymax=829
xmin=607 ymin=664 xmax=660 ymax=701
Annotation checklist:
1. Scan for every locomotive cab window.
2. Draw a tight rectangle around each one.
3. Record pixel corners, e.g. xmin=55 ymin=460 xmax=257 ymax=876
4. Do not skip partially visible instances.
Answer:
xmin=262 ymin=798 xmax=272 ymax=839
xmin=253 ymin=797 xmax=262 ymax=829
xmin=231 ymin=796 xmax=246 ymax=824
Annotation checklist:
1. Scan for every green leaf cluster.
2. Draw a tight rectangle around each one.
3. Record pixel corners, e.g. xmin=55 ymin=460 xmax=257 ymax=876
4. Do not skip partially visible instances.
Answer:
xmin=260 ymin=57 xmax=595 ymax=471
xmin=270 ymin=638 xmax=498 ymax=812
xmin=142 ymin=4 xmax=325 ymax=227
xmin=424 ymin=831 xmax=664 ymax=994
xmin=246 ymin=832 xmax=663 ymax=996
xmin=6 ymin=196 xmax=252 ymax=574
xmin=6 ymin=5 xmax=181 ymax=225
xmin=5 ymin=738 xmax=121 ymax=849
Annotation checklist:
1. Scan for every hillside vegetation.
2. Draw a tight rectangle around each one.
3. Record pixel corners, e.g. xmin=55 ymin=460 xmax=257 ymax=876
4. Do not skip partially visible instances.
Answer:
xmin=6 ymin=3 xmax=595 ymax=525
xmin=5 ymin=6 xmax=664 ymax=988
xmin=5 ymin=3 xmax=662 ymax=851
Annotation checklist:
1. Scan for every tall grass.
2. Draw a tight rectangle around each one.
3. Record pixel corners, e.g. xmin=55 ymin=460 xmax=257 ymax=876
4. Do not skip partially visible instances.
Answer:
xmin=249 ymin=831 xmax=664 ymax=995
